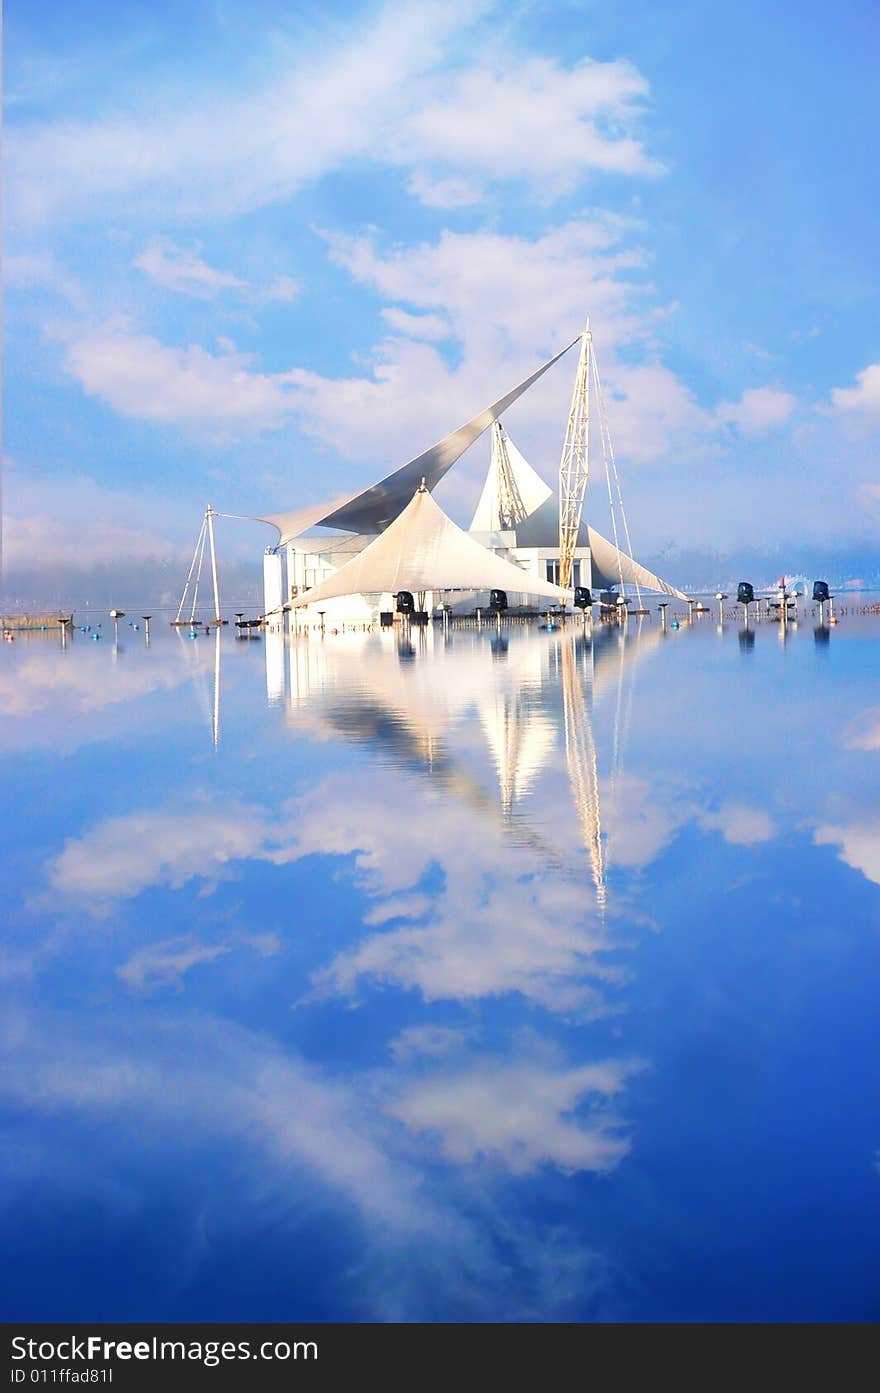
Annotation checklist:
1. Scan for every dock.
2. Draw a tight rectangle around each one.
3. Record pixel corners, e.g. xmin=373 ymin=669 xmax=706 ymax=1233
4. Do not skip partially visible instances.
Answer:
xmin=1 ymin=613 xmax=73 ymax=631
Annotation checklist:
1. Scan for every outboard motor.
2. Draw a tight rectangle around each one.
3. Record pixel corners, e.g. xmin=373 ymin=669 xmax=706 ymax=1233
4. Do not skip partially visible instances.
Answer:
xmin=812 ymin=580 xmax=830 ymax=603
xmin=737 ymin=581 xmax=755 ymax=606
xmin=489 ymin=589 xmax=508 ymax=613
xmin=396 ymin=590 xmax=415 ymax=615
xmin=574 ymin=586 xmax=593 ymax=610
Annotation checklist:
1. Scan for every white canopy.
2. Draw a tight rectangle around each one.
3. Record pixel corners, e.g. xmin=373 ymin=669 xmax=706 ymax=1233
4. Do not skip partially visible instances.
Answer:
xmin=587 ymin=527 xmax=688 ymax=601
xmin=291 ymin=486 xmax=569 ymax=607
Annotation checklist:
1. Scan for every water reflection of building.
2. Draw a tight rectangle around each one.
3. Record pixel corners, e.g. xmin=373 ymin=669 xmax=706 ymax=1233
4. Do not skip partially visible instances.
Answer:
xmin=263 ymin=619 xmax=662 ymax=907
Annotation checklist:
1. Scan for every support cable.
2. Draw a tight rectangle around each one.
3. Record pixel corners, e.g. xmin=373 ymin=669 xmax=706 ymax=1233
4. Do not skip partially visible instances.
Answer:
xmin=190 ymin=518 xmax=208 ymax=623
xmin=592 ymin=349 xmax=642 ymax=610
xmin=175 ymin=515 xmax=207 ymax=624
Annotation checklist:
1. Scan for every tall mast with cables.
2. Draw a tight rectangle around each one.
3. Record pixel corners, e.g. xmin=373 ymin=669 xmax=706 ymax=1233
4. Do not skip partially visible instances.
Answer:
xmin=559 ymin=320 xmax=642 ymax=607
xmin=558 ymin=323 xmax=591 ymax=591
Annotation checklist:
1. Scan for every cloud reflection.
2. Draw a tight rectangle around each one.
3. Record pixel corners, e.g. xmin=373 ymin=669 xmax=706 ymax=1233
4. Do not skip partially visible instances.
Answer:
xmin=388 ymin=1053 xmax=645 ymax=1174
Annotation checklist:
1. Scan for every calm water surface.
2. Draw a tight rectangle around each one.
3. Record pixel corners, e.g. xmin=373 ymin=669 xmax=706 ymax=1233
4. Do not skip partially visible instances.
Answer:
xmin=2 ymin=611 xmax=878 ymax=1322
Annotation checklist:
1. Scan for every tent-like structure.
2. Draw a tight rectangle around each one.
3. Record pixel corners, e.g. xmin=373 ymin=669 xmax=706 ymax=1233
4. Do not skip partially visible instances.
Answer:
xmin=290 ymin=485 xmax=569 ymax=608
xmin=470 ymin=424 xmax=552 ymax=533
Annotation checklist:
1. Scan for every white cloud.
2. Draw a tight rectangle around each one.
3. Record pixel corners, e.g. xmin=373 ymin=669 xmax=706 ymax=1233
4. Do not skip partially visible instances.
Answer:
xmin=363 ymin=892 xmax=434 ymax=925
xmin=293 ymin=774 xmax=618 ymax=1012
xmin=717 ymin=386 xmax=797 ymax=434
xmin=397 ymin=57 xmax=663 ymax=200
xmin=263 ymin=274 xmax=301 ymax=304
xmin=814 ymin=818 xmax=880 ymax=886
xmin=47 ymin=802 xmax=282 ymax=909
xmin=116 ymin=939 xmax=231 ymax=991
xmin=380 ymin=307 xmax=451 ymax=341
xmin=286 ymin=220 xmax=712 ymax=479
xmin=604 ymin=773 xmax=689 ymax=867
xmin=0 ymin=1003 xmax=627 ymax=1318
xmin=324 ymin=220 xmax=643 ymax=356
xmin=698 ymin=801 xmax=777 ymax=846
xmin=45 ymin=762 xmax=619 ymax=1009
xmin=6 ymin=7 xmax=660 ymax=229
xmin=390 ymin=1025 xmax=468 ymax=1061
xmin=2 ymin=250 xmax=85 ymax=306
xmin=831 ymin=363 xmax=880 ymax=416
xmin=313 ymin=872 xmax=617 ymax=1012
xmin=63 ymin=322 xmax=299 ymax=430
xmin=406 ymin=170 xmax=484 ymax=208
xmin=843 ymin=708 xmax=880 ymax=752
xmin=6 ymin=4 xmax=476 ymax=226
xmin=0 ymin=1008 xmax=435 ymax=1237
xmin=3 ymin=507 xmax=177 ymax=573
xmin=134 ymin=241 xmax=249 ymax=298
xmin=0 ymin=461 xmax=191 ymax=569
xmin=116 ymin=931 xmax=280 ymax=991
xmin=0 ymin=644 xmax=191 ymax=723
xmin=55 ymin=217 xmax=712 ymax=474
xmin=387 ymin=1055 xmax=644 ymax=1173
xmin=134 ymin=240 xmax=301 ymax=303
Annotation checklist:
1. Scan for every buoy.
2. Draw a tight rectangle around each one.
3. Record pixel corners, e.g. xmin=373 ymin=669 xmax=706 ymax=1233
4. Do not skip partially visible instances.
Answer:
xmin=671 ymin=620 xmax=680 ymax=630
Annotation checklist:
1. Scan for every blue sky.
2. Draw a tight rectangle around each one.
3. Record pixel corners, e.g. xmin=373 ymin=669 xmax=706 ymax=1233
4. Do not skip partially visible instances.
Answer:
xmin=3 ymin=0 xmax=879 ymax=580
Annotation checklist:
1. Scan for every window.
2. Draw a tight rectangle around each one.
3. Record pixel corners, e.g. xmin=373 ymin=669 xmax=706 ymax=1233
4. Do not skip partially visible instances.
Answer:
xmin=545 ymin=559 xmax=579 ymax=585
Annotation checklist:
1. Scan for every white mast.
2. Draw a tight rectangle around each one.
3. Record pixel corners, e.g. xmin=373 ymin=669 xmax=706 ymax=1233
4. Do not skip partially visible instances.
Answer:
xmin=558 ymin=322 xmax=591 ymax=591
xmin=206 ymin=505 xmax=221 ymax=625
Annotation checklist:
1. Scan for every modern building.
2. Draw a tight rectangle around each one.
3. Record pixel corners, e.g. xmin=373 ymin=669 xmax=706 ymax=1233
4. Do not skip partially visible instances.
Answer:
xmin=259 ymin=335 xmax=685 ymax=627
